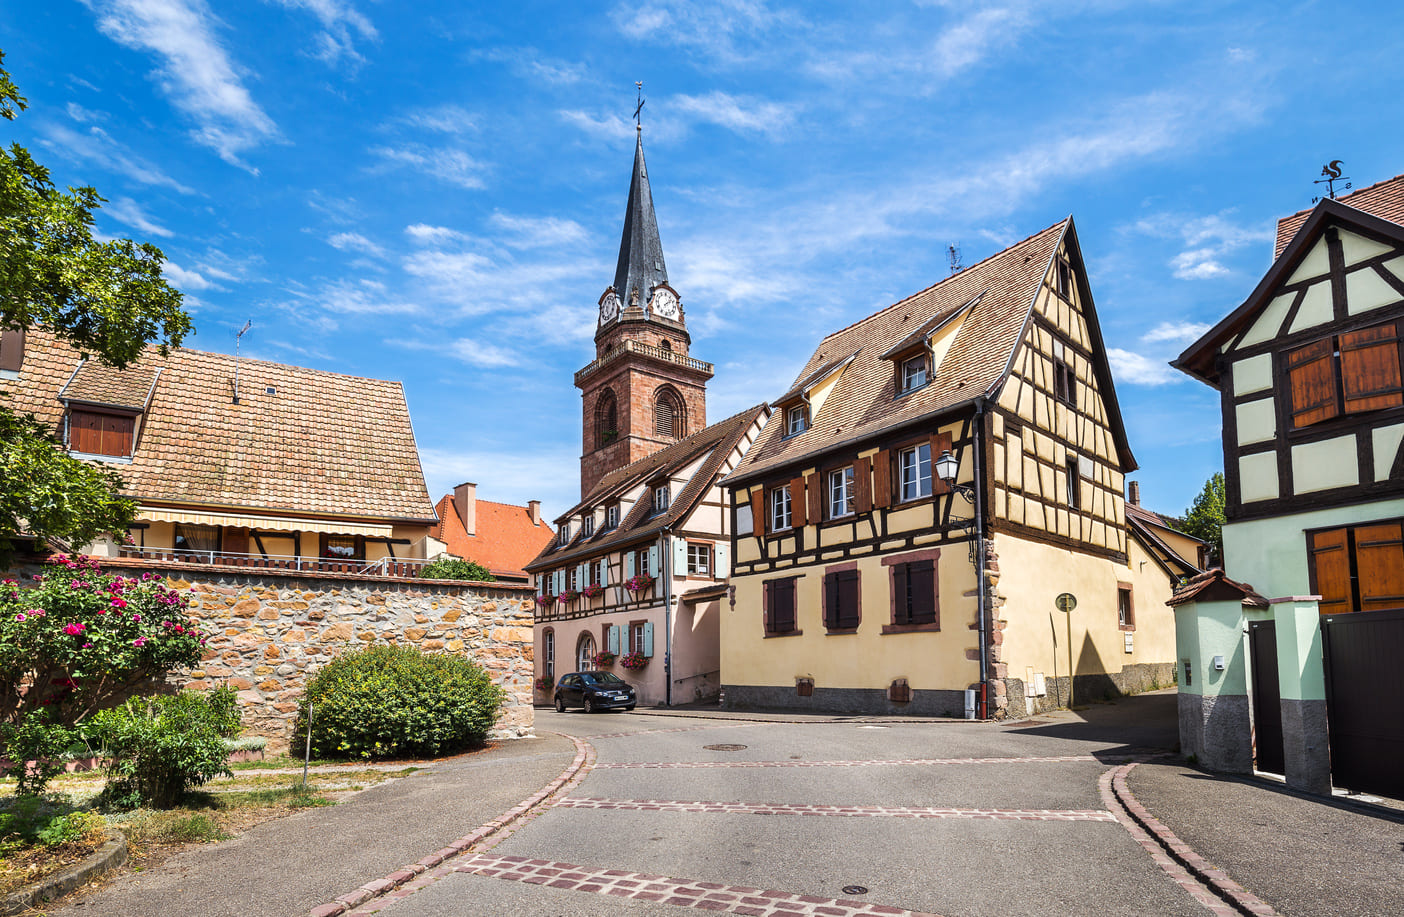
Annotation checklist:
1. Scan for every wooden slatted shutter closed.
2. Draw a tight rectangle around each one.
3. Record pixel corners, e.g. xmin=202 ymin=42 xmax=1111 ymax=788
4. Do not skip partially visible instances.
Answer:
xmin=751 ymin=488 xmax=765 ymax=537
xmin=1288 ymin=338 xmax=1340 ymax=428
xmin=806 ymin=472 xmax=822 ymax=523
xmin=643 ymin=622 xmax=654 ymax=656
xmin=893 ymin=563 xmax=909 ymax=624
xmin=763 ymin=580 xmax=773 ymax=633
xmin=70 ymin=411 xmax=102 ymax=455
xmin=1340 ymin=322 xmax=1404 ymax=414
xmin=854 ymin=456 xmax=872 ymax=514
xmin=823 ymin=573 xmax=839 ymax=630
xmin=1354 ymin=522 xmax=1404 ymax=613
xmin=930 ymin=432 xmax=953 ymax=495
xmin=789 ymin=477 xmax=807 ymax=527
xmin=873 ymin=449 xmax=891 ymax=508
xmin=836 ymin=570 xmax=860 ymax=629
xmin=1309 ymin=528 xmax=1351 ymax=616
xmin=774 ymin=579 xmax=796 ymax=633
xmin=908 ymin=560 xmax=936 ymax=625
xmin=655 ymin=394 xmax=675 ymax=438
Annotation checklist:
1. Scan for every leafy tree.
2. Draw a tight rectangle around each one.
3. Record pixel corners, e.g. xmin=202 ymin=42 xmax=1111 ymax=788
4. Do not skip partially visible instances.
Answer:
xmin=418 ymin=556 xmax=495 ymax=582
xmin=1181 ymin=472 xmax=1226 ymax=567
xmin=0 ymin=51 xmax=190 ymax=562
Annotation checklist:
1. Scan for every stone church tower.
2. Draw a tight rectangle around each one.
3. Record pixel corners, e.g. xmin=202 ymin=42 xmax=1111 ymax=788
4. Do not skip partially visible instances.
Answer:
xmin=576 ymin=129 xmax=713 ymax=497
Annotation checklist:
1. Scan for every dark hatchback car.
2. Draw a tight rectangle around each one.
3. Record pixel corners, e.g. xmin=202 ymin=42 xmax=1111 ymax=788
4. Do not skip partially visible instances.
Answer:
xmin=553 ymin=671 xmax=636 ymax=713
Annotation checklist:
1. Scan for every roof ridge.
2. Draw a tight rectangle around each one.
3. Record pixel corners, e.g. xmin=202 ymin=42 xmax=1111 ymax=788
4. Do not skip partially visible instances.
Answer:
xmin=813 ymin=218 xmax=1068 ymax=345
xmin=597 ymin=403 xmax=765 ymax=482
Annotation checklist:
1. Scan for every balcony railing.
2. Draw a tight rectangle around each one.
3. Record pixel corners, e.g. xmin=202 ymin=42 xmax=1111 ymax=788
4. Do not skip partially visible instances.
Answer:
xmin=116 ymin=546 xmax=436 ymax=579
xmin=574 ymin=340 xmax=714 ymax=386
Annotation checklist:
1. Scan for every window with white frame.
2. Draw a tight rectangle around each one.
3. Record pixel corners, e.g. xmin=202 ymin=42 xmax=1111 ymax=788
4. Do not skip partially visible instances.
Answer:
xmin=901 ymin=354 xmax=928 ymax=392
xmin=606 ymin=505 xmax=619 ymax=529
xmin=687 ymin=543 xmax=711 ymax=576
xmin=770 ymin=485 xmax=792 ymax=531
xmin=567 ymin=566 xmax=577 ymax=590
xmin=786 ymin=404 xmax=807 ymax=436
xmin=595 ymin=559 xmax=606 ymax=585
xmin=637 ymin=549 xmax=651 ymax=576
xmin=542 ymin=629 xmax=555 ymax=680
xmin=582 ymin=515 xmax=595 ymax=537
xmin=630 ymin=621 xmax=648 ymax=655
xmin=899 ymin=443 xmax=932 ymax=501
xmin=828 ymin=467 xmax=855 ymax=518
xmin=559 ymin=523 xmax=571 ymax=546
xmin=653 ymin=484 xmax=670 ymax=514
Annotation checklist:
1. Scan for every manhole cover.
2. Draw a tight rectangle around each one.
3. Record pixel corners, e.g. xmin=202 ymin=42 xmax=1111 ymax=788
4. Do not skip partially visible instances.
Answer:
xmin=703 ymin=744 xmax=747 ymax=751
xmin=842 ymin=886 xmax=869 ymax=895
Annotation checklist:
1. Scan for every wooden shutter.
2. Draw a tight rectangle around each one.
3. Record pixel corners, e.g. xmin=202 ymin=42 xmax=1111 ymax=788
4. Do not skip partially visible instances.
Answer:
xmin=1309 ymin=528 xmax=1351 ymax=616
xmin=908 ymin=560 xmax=936 ymax=625
xmin=893 ymin=563 xmax=910 ymax=624
xmin=873 ymin=449 xmax=892 ymax=508
xmin=70 ymin=411 xmax=102 ymax=454
xmin=836 ymin=569 xmax=860 ymax=629
xmin=806 ymin=472 xmax=822 ymax=523
xmin=751 ymin=488 xmax=765 ymax=537
xmin=1340 ymin=323 xmax=1404 ymax=414
xmin=774 ymin=579 xmax=796 ymax=632
xmin=763 ymin=580 xmax=774 ymax=633
xmin=1355 ymin=522 xmax=1404 ymax=612
xmin=655 ymin=395 xmax=675 ymax=437
xmin=1288 ymin=338 xmax=1340 ymax=428
xmin=823 ymin=573 xmax=839 ymax=629
xmin=643 ymin=622 xmax=654 ymax=656
xmin=930 ymin=432 xmax=953 ymax=495
xmin=607 ymin=625 xmax=620 ymax=654
xmin=854 ymin=456 xmax=872 ymax=514
xmin=789 ymin=477 xmax=807 ymax=526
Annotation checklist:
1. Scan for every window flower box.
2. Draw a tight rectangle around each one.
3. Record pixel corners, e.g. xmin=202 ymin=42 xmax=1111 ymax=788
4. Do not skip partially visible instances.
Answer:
xmin=558 ymin=589 xmax=580 ymax=605
xmin=591 ymin=651 xmax=616 ymax=668
xmin=619 ymin=651 xmax=648 ymax=670
xmin=535 ymin=594 xmax=555 ymax=607
xmin=582 ymin=583 xmax=604 ymax=599
xmin=534 ymin=677 xmax=553 ymax=690
xmin=625 ymin=573 xmax=654 ymax=594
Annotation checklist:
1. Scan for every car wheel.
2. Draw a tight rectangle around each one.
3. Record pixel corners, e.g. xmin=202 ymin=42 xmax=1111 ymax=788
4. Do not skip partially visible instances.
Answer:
xmin=624 ymin=705 xmax=635 ymax=711
xmin=583 ymin=696 xmax=596 ymax=714
xmin=554 ymin=695 xmax=565 ymax=713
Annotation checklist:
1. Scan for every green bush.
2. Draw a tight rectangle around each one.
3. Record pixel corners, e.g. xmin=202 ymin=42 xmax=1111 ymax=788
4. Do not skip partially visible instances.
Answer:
xmin=0 ymin=711 xmax=82 ymax=796
xmin=87 ymin=687 xmax=241 ymax=809
xmin=0 ymin=797 xmax=102 ymax=852
xmin=417 ymin=557 xmax=494 ymax=582
xmin=299 ymin=645 xmax=504 ymax=760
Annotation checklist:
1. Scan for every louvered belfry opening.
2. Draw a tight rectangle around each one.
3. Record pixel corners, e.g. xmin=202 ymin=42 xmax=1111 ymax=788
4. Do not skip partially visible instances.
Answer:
xmin=595 ymin=388 xmax=618 ymax=449
xmin=654 ymin=387 xmax=683 ymax=439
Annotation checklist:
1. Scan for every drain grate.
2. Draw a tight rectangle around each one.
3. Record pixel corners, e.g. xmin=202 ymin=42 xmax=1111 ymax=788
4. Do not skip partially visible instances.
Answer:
xmin=702 ymin=744 xmax=748 ymax=751
xmin=842 ymin=885 xmax=869 ymax=895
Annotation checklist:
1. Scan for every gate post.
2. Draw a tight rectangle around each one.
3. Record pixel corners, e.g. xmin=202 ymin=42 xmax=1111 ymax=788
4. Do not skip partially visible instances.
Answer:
xmin=1268 ymin=596 xmax=1330 ymax=795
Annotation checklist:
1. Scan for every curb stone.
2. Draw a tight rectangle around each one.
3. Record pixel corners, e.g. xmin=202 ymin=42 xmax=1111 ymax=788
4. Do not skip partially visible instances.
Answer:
xmin=0 ymin=828 xmax=128 ymax=917
xmin=1107 ymin=761 xmax=1283 ymax=917
xmin=308 ymin=732 xmax=596 ymax=917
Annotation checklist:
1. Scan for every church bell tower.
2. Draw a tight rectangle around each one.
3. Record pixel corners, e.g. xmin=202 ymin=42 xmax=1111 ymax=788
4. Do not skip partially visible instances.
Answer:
xmin=576 ymin=127 xmax=713 ymax=497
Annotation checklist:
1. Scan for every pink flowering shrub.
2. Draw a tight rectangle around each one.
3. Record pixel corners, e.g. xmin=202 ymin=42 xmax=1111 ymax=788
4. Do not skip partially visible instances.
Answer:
xmin=0 ymin=554 xmax=207 ymax=725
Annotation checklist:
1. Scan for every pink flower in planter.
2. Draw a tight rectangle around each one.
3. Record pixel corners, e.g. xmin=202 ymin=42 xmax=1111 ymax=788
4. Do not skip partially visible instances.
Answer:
xmin=14 ymin=613 xmax=26 ymax=621
xmin=131 ymin=614 xmax=141 ymax=622
xmin=110 ymin=598 xmax=128 ymax=609
xmin=133 ymin=637 xmax=148 ymax=647
xmin=64 ymin=622 xmax=85 ymax=636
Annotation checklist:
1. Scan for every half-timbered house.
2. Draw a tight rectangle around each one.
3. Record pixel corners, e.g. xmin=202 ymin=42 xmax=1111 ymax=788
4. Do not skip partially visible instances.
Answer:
xmin=722 ymin=218 xmax=1188 ymax=718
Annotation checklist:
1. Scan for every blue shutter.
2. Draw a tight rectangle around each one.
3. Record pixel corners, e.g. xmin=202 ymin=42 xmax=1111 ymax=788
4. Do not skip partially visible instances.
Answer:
xmin=577 ymin=562 xmax=586 ymax=588
xmin=648 ymin=545 xmax=659 ymax=576
xmin=714 ymin=542 xmax=730 ymax=577
xmin=643 ymin=621 xmax=654 ymax=657
xmin=608 ymin=625 xmax=619 ymax=654
xmin=626 ymin=551 xmax=635 ymax=579
xmin=672 ymin=537 xmax=687 ymax=573
xmin=601 ymin=558 xmax=610 ymax=586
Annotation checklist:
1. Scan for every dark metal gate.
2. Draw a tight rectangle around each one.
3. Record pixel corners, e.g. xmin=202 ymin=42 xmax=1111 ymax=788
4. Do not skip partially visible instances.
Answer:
xmin=1248 ymin=620 xmax=1284 ymax=775
xmin=1321 ymin=608 xmax=1404 ymax=798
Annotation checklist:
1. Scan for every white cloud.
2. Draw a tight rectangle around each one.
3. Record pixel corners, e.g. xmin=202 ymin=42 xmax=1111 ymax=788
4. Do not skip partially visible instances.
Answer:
xmin=163 ymin=260 xmax=216 ymax=291
xmin=1142 ymin=321 xmax=1212 ymax=345
xmin=557 ymin=109 xmax=639 ymax=144
xmin=1170 ymin=250 xmax=1230 ymax=279
xmin=488 ymin=213 xmax=588 ymax=249
xmin=929 ymin=4 xmax=1032 ymax=79
xmin=405 ymin=224 xmax=469 ymax=245
xmin=1107 ymin=348 xmax=1181 ymax=386
xmin=65 ymin=102 xmax=107 ymax=123
xmin=102 ymin=196 xmax=173 ymax=237
xmin=293 ymin=277 xmax=419 ymax=315
xmin=326 ymin=231 xmax=385 ymax=257
xmin=37 ymin=124 xmax=196 ymax=194
xmin=270 ymin=0 xmax=377 ymax=67
xmin=610 ymin=0 xmax=790 ymax=65
xmin=416 ymin=445 xmax=579 ymax=522
xmin=1132 ymin=209 xmax=1273 ymax=281
xmin=671 ymin=91 xmax=796 ymax=136
xmin=370 ymin=145 xmax=487 ymax=190
xmin=478 ymin=48 xmax=586 ymax=86
xmin=394 ymin=336 xmax=521 ymax=369
xmin=399 ymin=104 xmax=476 ymax=135
xmin=82 ymin=0 xmax=280 ymax=169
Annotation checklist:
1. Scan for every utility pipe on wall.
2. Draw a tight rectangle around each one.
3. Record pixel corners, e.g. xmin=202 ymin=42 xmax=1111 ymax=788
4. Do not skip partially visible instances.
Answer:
xmin=972 ymin=397 xmax=989 ymax=719
xmin=661 ymin=526 xmax=673 ymax=707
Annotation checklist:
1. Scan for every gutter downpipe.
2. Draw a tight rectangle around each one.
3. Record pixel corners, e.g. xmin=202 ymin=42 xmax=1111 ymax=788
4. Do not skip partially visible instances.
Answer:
xmin=972 ymin=397 xmax=989 ymax=719
xmin=661 ymin=526 xmax=673 ymax=707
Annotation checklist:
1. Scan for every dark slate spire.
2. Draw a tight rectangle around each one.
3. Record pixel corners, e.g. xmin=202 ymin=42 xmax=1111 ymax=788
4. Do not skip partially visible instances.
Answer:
xmin=613 ymin=130 xmax=668 ymax=310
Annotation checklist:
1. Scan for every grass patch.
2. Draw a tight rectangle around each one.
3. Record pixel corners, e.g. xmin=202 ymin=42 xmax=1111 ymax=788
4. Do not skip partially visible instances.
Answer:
xmin=123 ymin=811 xmax=231 ymax=846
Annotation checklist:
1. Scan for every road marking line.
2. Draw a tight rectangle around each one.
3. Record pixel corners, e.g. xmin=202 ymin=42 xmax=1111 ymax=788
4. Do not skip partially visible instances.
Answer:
xmin=596 ymin=754 xmax=1112 ymax=769
xmin=555 ymin=797 xmax=1117 ymax=821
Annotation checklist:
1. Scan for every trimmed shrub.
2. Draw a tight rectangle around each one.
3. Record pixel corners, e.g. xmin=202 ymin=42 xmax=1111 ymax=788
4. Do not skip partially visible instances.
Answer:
xmin=417 ymin=557 xmax=494 ymax=582
xmin=299 ymin=645 xmax=504 ymax=760
xmin=87 ymin=687 xmax=241 ymax=809
xmin=0 ymin=712 xmax=81 ymax=796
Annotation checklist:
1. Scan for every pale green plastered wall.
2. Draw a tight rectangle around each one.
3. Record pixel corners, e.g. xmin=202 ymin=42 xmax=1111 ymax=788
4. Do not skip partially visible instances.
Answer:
xmin=1223 ymin=496 xmax=1404 ymax=597
xmin=1271 ymin=598 xmax=1326 ymax=702
xmin=1175 ymin=599 xmax=1267 ymax=698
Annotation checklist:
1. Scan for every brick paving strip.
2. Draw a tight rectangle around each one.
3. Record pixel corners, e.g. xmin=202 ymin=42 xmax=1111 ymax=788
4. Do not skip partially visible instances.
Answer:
xmin=588 ymin=722 xmax=770 ymax=739
xmin=596 ymin=754 xmax=1112 ymax=769
xmin=557 ymin=797 xmax=1117 ymax=822
xmin=308 ymin=733 xmax=598 ymax=917
xmin=447 ymin=854 xmax=947 ymax=917
xmin=1098 ymin=764 xmax=1283 ymax=917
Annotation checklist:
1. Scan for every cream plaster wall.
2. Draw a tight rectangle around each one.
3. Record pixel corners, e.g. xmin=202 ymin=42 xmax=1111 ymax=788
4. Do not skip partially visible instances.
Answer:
xmin=1231 ymin=353 xmax=1273 ymax=396
xmin=1373 ymin=424 xmax=1404 ymax=481
xmin=1238 ymin=452 xmax=1280 ymax=502
xmin=1290 ymin=435 xmax=1359 ymax=493
xmin=1235 ymin=398 xmax=1276 ymax=445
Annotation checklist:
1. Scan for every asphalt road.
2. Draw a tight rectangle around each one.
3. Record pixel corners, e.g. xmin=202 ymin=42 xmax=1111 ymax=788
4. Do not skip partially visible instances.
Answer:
xmin=367 ymin=694 xmax=1207 ymax=917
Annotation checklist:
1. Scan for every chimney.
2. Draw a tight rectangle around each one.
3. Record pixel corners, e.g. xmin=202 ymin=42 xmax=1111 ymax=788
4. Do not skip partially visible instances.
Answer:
xmin=1128 ymin=480 xmax=1141 ymax=506
xmin=528 ymin=500 xmax=542 ymax=527
xmin=454 ymin=482 xmax=477 ymax=535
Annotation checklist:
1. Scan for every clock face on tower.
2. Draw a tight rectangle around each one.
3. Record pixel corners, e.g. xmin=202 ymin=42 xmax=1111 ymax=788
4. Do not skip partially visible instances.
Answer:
xmin=599 ymin=291 xmax=621 ymax=323
xmin=649 ymin=287 xmax=680 ymax=320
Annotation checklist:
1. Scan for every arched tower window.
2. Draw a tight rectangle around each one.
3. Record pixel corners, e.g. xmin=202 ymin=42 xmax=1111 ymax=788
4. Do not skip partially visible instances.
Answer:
xmin=595 ymin=389 xmax=618 ymax=449
xmin=654 ymin=387 xmax=685 ymax=440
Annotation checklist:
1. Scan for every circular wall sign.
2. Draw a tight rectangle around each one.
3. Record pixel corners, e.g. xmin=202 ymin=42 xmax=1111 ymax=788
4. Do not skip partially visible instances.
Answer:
xmin=1055 ymin=592 xmax=1077 ymax=613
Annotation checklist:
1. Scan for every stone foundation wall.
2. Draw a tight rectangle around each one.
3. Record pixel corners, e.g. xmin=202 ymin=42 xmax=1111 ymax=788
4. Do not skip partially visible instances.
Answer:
xmin=1008 ymin=663 xmax=1179 ymax=717
xmin=102 ymin=560 xmax=536 ymax=753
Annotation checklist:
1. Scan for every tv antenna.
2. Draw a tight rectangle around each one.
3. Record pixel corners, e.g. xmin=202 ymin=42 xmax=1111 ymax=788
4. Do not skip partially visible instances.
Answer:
xmin=633 ymin=81 xmax=645 ymax=131
xmin=232 ymin=320 xmax=252 ymax=404
xmin=1312 ymin=160 xmax=1351 ymax=203
xmin=948 ymin=243 xmax=963 ymax=275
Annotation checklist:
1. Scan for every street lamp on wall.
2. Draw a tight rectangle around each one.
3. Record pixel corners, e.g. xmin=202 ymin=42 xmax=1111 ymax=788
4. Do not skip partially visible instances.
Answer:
xmin=935 ymin=449 xmax=975 ymax=503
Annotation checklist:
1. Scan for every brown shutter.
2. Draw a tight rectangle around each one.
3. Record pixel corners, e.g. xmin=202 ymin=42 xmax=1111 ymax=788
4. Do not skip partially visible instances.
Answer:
xmin=873 ymin=449 xmax=891 ymax=508
xmin=1355 ymin=522 xmax=1404 ymax=612
xmin=1309 ymin=528 xmax=1351 ymax=615
xmin=774 ymin=579 xmax=796 ymax=632
xmin=0 ymin=329 xmax=24 ymax=372
xmin=1340 ymin=322 xmax=1404 ymax=414
xmin=893 ymin=563 xmax=909 ymax=624
xmin=750 ymin=488 xmax=765 ymax=537
xmin=806 ymin=472 xmax=822 ymax=523
xmin=1288 ymin=338 xmax=1340 ymax=428
xmin=105 ymin=415 xmax=135 ymax=457
xmin=930 ymin=432 xmax=954 ymax=495
xmin=69 ymin=411 xmax=100 ymax=454
xmin=908 ymin=559 xmax=936 ymax=625
xmin=823 ymin=572 xmax=837 ymax=629
xmin=854 ymin=456 xmax=872 ymax=514
xmin=789 ymin=476 xmax=807 ymax=527
xmin=837 ymin=570 xmax=860 ymax=628
xmin=763 ymin=580 xmax=773 ymax=633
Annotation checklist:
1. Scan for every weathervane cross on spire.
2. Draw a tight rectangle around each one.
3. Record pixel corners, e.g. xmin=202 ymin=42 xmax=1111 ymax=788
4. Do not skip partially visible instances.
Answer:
xmin=633 ymin=81 xmax=645 ymax=131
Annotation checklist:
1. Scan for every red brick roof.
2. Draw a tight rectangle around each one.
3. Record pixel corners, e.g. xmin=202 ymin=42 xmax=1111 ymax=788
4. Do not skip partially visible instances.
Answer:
xmin=432 ymin=494 xmax=555 ymax=579
xmin=6 ymin=329 xmax=437 ymax=522
xmin=1276 ymin=172 xmax=1404 ymax=256
xmin=1168 ymin=568 xmax=1267 ymax=608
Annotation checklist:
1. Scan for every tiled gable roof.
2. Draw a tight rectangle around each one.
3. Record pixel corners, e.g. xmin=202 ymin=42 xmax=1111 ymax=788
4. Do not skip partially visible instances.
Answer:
xmin=730 ymin=220 xmax=1068 ymax=483
xmin=1276 ymin=172 xmax=1404 ymax=256
xmin=1168 ymin=568 xmax=1268 ymax=608
xmin=432 ymin=495 xmax=555 ymax=579
xmin=6 ymin=330 xmax=437 ymax=522
xmin=525 ymin=404 xmax=767 ymax=571
xmin=60 ymin=360 xmax=160 ymax=410
xmin=1126 ymin=503 xmax=1202 ymax=579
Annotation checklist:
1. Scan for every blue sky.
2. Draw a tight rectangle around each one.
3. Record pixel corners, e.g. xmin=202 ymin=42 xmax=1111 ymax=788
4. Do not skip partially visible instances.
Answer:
xmin=3 ymin=1 xmax=1401 ymax=523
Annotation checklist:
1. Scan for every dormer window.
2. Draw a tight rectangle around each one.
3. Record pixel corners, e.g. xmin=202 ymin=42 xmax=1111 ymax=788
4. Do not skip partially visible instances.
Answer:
xmin=67 ymin=408 xmax=136 ymax=460
xmin=582 ymin=515 xmax=595 ymax=537
xmin=606 ymin=504 xmax=619 ymax=529
xmin=785 ymin=404 xmax=808 ymax=437
xmin=901 ymin=354 xmax=928 ymax=393
xmin=653 ymin=484 xmax=670 ymax=514
xmin=559 ymin=523 xmax=571 ymax=546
